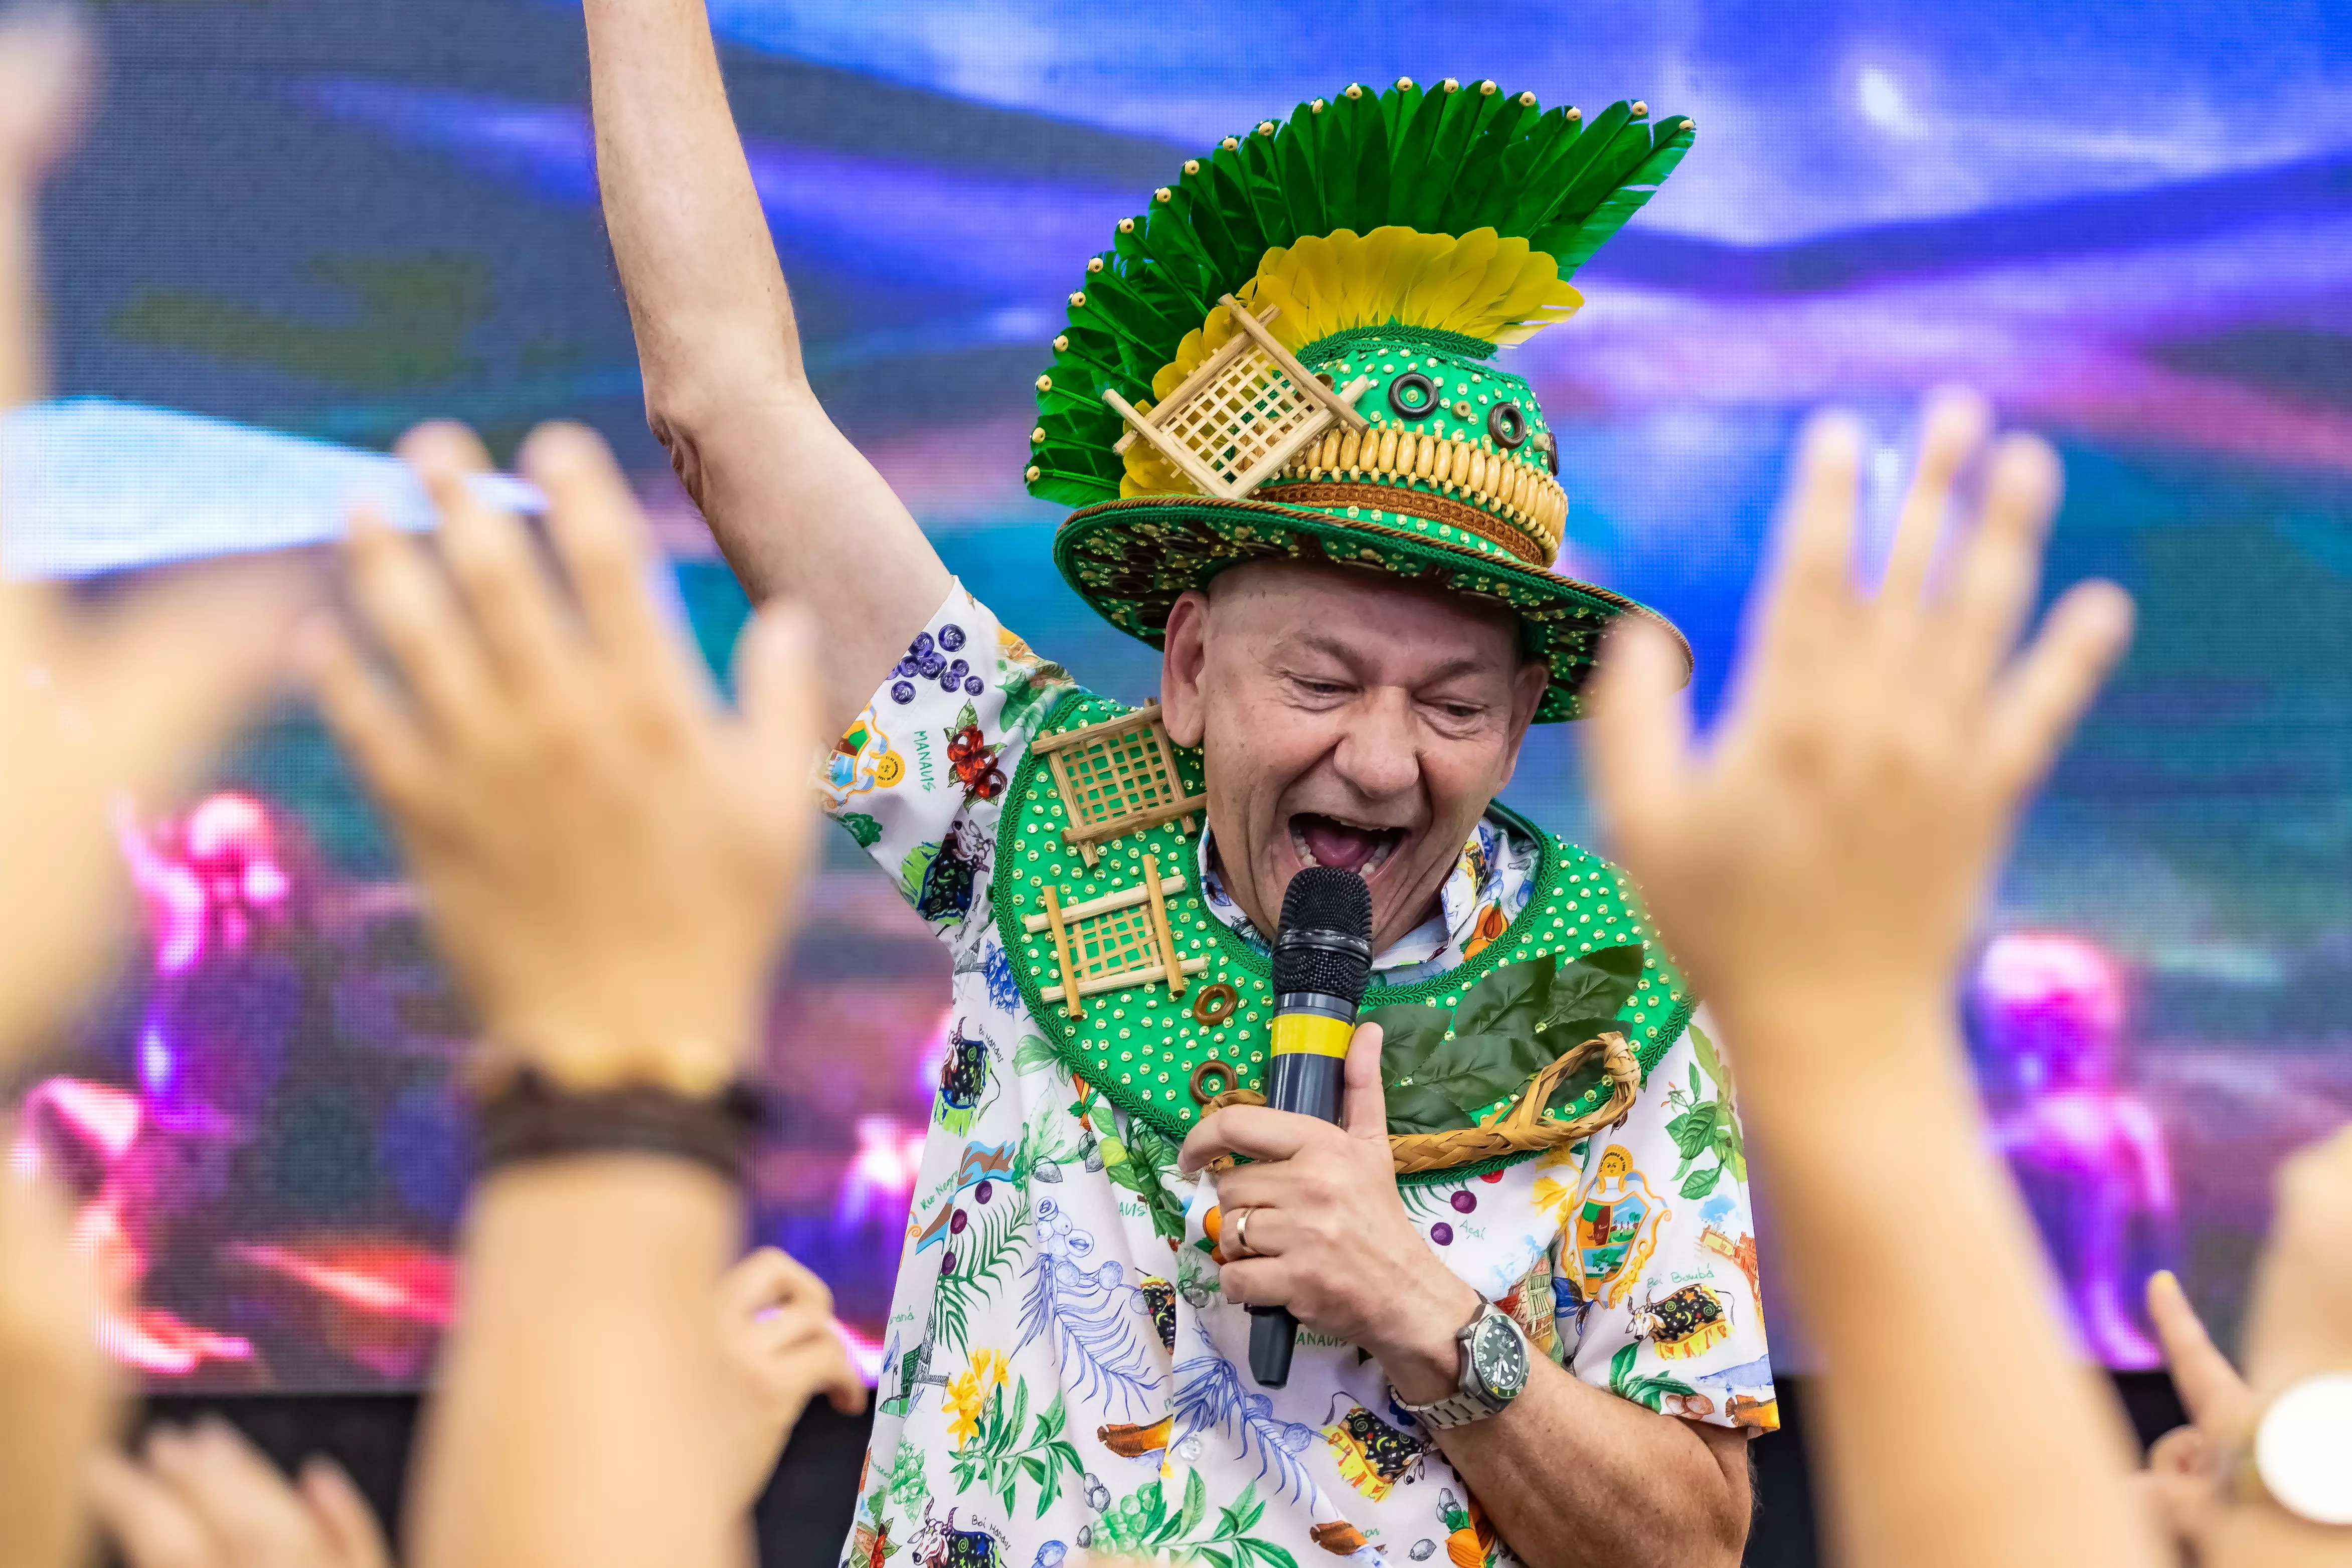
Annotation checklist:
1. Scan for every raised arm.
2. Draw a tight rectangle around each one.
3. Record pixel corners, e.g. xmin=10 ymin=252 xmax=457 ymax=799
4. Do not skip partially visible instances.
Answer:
xmin=585 ymin=0 xmax=949 ymax=731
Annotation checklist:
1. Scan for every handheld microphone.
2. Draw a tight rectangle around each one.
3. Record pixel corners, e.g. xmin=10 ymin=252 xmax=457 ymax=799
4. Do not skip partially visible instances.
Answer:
xmin=1247 ymin=865 xmax=1374 ymax=1388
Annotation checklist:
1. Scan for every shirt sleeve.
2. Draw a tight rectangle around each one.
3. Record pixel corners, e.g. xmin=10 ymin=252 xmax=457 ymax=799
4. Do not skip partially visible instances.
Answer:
xmin=1551 ymin=1004 xmax=1779 ymax=1433
xmin=819 ymin=581 xmax=1076 ymax=934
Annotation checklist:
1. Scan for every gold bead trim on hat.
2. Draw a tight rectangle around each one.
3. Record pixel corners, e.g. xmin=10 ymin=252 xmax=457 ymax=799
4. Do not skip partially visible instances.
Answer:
xmin=1253 ymin=480 xmax=1554 ymax=568
xmin=1266 ymin=426 xmax=1568 ymax=564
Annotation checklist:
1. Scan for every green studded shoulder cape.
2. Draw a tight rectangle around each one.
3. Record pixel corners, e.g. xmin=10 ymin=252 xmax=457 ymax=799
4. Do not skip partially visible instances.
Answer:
xmin=993 ymin=690 xmax=1694 ymax=1183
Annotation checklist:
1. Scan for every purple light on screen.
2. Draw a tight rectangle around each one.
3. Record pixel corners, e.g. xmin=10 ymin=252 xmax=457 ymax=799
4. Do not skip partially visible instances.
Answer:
xmin=1974 ymin=931 xmax=2175 ymax=1368
xmin=137 ymin=1025 xmax=175 ymax=1098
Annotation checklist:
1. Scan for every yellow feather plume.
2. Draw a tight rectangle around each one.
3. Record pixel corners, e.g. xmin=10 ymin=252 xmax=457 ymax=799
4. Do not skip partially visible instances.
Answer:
xmin=1118 ymin=226 xmax=1580 ymax=496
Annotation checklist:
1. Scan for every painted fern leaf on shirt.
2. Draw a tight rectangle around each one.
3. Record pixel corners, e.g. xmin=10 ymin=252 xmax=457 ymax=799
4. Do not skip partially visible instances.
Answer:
xmin=1015 ymin=1198 xmax=1159 ymax=1419
xmin=1171 ymin=1355 xmax=1321 ymax=1503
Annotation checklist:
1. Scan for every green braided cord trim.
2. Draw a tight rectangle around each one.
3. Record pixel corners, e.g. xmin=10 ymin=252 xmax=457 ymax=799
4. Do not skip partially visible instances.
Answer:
xmin=1298 ymin=323 xmax=1498 ymax=364
xmin=992 ymin=688 xmax=1694 ymax=1184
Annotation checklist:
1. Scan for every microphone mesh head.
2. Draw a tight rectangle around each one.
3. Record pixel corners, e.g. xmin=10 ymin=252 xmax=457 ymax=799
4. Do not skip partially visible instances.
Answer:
xmin=1272 ymin=866 xmax=1375 ymax=1004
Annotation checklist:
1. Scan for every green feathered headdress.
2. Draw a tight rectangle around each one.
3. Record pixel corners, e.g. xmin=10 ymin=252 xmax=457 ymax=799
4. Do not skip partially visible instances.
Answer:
xmin=1027 ymin=77 xmax=1697 ymax=723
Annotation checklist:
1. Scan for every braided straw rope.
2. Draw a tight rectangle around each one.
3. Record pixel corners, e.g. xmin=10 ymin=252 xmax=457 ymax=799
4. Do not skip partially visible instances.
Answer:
xmin=1200 ymin=1029 xmax=1644 ymax=1176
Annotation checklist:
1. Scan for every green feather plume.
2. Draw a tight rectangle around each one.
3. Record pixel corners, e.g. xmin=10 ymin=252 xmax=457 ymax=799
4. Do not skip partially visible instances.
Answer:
xmin=1028 ymin=78 xmax=1694 ymax=507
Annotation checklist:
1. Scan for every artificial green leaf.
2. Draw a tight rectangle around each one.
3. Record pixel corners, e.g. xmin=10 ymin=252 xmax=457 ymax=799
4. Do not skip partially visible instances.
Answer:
xmin=1544 ymin=944 xmax=1643 ymax=1030
xmin=1368 ymin=1002 xmax=1452 ymax=1083
xmin=1454 ymin=954 xmax=1555 ymax=1037
xmin=1540 ymin=1034 xmax=1613 ymax=1115
xmin=1419 ymin=1026 xmax=1557 ymax=1086
xmin=1411 ymin=1029 xmax=1556 ymax=1119
xmin=1386 ymin=1081 xmax=1474 ymax=1136
xmin=1681 ymin=1161 xmax=1725 ymax=1200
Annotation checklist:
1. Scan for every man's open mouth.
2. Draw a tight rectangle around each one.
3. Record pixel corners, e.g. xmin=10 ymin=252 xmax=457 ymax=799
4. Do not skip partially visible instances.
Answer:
xmin=1289 ymin=813 xmax=1408 ymax=878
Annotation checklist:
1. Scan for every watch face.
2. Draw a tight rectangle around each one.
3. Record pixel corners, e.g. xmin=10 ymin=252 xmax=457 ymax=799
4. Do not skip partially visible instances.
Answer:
xmin=2257 ymin=1372 xmax=2352 ymax=1526
xmin=1469 ymin=1312 xmax=1528 ymax=1403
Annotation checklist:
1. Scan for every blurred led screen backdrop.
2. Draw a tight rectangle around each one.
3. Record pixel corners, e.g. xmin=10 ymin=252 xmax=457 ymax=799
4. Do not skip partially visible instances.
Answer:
xmin=6 ymin=0 xmax=2350 ymax=1388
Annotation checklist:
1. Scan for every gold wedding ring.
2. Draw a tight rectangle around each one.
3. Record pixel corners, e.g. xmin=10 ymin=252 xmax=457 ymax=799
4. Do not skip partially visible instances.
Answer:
xmin=1228 ymin=1205 xmax=1257 ymax=1259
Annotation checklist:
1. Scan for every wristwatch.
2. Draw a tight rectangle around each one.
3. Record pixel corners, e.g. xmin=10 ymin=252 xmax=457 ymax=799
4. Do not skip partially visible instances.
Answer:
xmin=1397 ymin=1300 xmax=1530 ymax=1430
xmin=2231 ymin=1372 xmax=2352 ymax=1526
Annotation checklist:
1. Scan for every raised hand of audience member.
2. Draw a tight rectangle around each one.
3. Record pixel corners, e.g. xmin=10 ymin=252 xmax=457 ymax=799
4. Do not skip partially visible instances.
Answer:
xmin=1587 ymin=392 xmax=2133 ymax=1110
xmin=307 ymin=421 xmax=817 ymax=1078
xmin=2199 ymin=1125 xmax=2352 ymax=1565
xmin=1586 ymin=390 xmax=2155 ymax=1568
xmin=2138 ymin=1270 xmax=2249 ymax=1555
xmin=1 ymin=1137 xmax=113 ymax=1568
xmin=717 ymin=1247 xmax=866 ymax=1508
xmin=88 ymin=1420 xmax=391 ymax=1568
xmin=309 ymin=419 xmax=822 ymax=1568
xmin=0 ymin=13 xmax=301 ymax=1058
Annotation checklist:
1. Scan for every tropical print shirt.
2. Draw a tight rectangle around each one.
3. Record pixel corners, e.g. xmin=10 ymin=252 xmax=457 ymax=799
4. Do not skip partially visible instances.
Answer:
xmin=825 ymin=582 xmax=1776 ymax=1568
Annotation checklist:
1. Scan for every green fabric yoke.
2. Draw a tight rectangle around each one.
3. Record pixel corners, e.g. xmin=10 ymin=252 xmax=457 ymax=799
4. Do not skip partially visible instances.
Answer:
xmin=992 ymin=691 xmax=1695 ymax=1183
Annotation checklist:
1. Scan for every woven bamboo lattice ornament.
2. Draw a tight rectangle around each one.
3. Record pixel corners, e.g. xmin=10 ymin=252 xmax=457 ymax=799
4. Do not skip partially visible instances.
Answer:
xmin=1027 ymin=852 xmax=1207 ymax=1018
xmin=1031 ymin=702 xmax=1206 ymax=867
xmin=1103 ymin=298 xmax=1373 ymax=500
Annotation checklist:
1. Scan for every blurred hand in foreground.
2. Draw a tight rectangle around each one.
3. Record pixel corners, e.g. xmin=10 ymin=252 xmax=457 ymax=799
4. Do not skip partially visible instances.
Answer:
xmin=0 ymin=14 xmax=302 ymax=1058
xmin=716 ymin=1247 xmax=866 ymax=1508
xmin=1585 ymin=393 xmax=2155 ymax=1568
xmin=1 ymin=1139 xmax=112 ymax=1568
xmin=2239 ymin=1125 xmax=2352 ymax=1401
xmin=1587 ymin=392 xmax=2134 ymax=1097
xmin=2137 ymin=1271 xmax=2249 ymax=1555
xmin=305 ymin=420 xmax=819 ymax=1071
xmin=2178 ymin=1126 xmax=2352 ymax=1565
xmin=88 ymin=1419 xmax=391 ymax=1568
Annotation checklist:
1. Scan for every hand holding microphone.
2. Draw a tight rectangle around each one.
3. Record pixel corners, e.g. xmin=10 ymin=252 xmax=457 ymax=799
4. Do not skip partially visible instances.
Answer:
xmin=1246 ymin=866 xmax=1374 ymax=1388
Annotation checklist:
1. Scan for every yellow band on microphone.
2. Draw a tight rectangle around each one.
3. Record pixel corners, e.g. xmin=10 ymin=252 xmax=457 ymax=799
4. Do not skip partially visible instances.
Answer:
xmin=1270 ymin=1013 xmax=1355 ymax=1059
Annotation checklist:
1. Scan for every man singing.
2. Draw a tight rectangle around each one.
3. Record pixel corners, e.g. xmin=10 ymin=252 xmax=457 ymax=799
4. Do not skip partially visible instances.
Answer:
xmin=585 ymin=7 xmax=1773 ymax=1562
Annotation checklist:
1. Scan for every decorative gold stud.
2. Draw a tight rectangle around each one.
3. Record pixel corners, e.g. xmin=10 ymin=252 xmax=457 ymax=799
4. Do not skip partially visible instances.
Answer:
xmin=1030 ymin=426 xmax=1046 ymax=444
xmin=1631 ymin=100 xmax=1648 ymax=116
xmin=1036 ymin=374 xmax=1052 ymax=391
xmin=1396 ymin=76 xmax=1415 ymax=90
xmin=1068 ymin=291 xmax=1086 ymax=307
xmin=1086 ymin=256 xmax=1104 ymax=273
xmin=1517 ymin=90 xmax=1537 ymax=107
xmin=1345 ymin=83 xmax=1365 ymax=100
xmin=1025 ymin=465 xmax=1041 ymax=482
xmin=1052 ymin=334 xmax=1069 ymax=352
